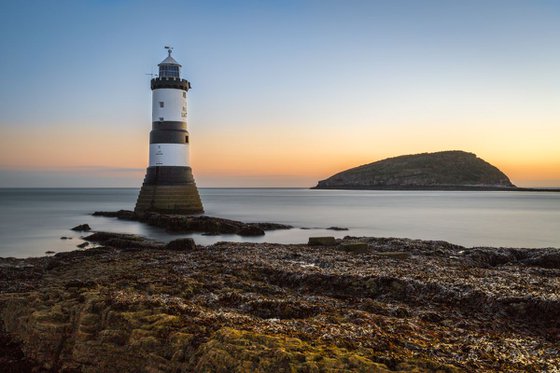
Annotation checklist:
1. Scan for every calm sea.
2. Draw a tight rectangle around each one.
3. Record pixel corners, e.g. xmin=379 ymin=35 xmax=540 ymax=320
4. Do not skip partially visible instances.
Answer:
xmin=0 ymin=188 xmax=559 ymax=257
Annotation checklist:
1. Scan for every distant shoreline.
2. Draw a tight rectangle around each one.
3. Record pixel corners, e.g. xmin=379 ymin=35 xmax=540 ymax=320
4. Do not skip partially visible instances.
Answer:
xmin=311 ymin=185 xmax=560 ymax=192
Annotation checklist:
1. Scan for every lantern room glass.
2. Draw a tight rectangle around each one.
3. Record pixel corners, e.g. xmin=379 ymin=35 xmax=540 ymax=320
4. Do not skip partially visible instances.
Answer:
xmin=159 ymin=65 xmax=180 ymax=78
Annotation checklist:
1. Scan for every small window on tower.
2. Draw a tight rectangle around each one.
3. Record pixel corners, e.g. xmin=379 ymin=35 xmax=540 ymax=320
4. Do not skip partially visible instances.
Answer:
xmin=183 ymin=92 xmax=186 ymax=98
xmin=185 ymin=136 xmax=189 ymax=143
xmin=159 ymin=101 xmax=164 ymax=108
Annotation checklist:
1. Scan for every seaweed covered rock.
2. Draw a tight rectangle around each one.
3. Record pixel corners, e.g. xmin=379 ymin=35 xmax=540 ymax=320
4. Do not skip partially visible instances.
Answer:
xmin=193 ymin=328 xmax=396 ymax=372
xmin=0 ymin=237 xmax=559 ymax=372
xmin=165 ymin=238 xmax=197 ymax=251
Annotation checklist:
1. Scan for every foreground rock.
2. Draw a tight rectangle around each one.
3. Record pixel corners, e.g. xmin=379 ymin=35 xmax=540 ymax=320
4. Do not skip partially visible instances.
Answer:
xmin=0 ymin=235 xmax=559 ymax=372
xmin=93 ymin=210 xmax=292 ymax=236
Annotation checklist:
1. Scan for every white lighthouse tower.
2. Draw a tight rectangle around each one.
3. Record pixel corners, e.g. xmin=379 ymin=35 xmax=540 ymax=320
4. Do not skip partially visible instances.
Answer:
xmin=135 ymin=47 xmax=203 ymax=214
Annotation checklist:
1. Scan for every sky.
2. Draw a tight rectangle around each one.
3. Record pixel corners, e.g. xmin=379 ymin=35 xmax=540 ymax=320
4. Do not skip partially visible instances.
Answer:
xmin=0 ymin=0 xmax=559 ymax=187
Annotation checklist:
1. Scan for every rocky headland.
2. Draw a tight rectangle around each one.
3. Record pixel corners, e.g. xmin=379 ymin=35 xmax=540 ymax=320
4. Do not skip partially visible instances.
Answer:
xmin=1 ymin=232 xmax=559 ymax=372
xmin=314 ymin=151 xmax=518 ymax=190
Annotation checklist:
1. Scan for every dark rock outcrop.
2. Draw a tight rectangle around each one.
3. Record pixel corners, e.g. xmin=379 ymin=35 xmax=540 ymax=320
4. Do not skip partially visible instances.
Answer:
xmin=314 ymin=150 xmax=516 ymax=190
xmin=0 ymin=328 xmax=42 ymax=373
xmin=165 ymin=238 xmax=197 ymax=251
xmin=71 ymin=224 xmax=91 ymax=232
xmin=83 ymin=231 xmax=162 ymax=250
xmin=308 ymin=236 xmax=337 ymax=246
xmin=93 ymin=210 xmax=292 ymax=237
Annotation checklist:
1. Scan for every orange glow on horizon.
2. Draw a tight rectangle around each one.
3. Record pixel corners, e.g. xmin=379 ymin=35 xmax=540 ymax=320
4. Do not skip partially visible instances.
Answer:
xmin=0 ymin=124 xmax=147 ymax=169
xmin=1 ymin=120 xmax=559 ymax=188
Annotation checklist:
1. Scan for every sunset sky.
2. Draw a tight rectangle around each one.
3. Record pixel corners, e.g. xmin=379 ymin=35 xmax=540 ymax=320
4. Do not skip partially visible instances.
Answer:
xmin=1 ymin=0 xmax=559 ymax=187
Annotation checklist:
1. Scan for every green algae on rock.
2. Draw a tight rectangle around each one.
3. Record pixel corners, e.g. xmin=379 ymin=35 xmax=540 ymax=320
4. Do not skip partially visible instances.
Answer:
xmin=0 ymin=234 xmax=559 ymax=372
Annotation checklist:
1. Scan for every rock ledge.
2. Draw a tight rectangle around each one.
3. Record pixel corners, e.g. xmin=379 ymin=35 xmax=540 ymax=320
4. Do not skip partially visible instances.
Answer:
xmin=93 ymin=210 xmax=292 ymax=236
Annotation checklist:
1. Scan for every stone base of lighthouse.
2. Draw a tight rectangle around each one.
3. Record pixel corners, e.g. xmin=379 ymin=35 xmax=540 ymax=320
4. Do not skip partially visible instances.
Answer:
xmin=134 ymin=166 xmax=203 ymax=214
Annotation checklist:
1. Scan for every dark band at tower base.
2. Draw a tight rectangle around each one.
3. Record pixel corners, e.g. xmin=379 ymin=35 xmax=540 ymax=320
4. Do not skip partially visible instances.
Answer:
xmin=135 ymin=166 xmax=204 ymax=214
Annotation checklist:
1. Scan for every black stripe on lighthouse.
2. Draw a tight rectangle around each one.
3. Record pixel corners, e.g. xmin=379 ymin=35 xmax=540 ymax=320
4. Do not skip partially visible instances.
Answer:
xmin=152 ymin=121 xmax=187 ymax=131
xmin=150 ymin=121 xmax=189 ymax=144
xmin=142 ymin=166 xmax=196 ymax=186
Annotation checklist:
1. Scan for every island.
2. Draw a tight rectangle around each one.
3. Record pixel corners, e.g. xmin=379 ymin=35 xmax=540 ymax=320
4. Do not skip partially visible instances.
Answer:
xmin=313 ymin=150 xmax=517 ymax=190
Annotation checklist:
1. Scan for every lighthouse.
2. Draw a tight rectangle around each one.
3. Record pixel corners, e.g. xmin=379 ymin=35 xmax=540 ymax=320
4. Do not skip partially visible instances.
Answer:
xmin=135 ymin=47 xmax=203 ymax=214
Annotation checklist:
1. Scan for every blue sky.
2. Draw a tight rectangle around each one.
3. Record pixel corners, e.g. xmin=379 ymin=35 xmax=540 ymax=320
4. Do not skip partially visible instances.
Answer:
xmin=1 ymin=1 xmax=559 ymax=187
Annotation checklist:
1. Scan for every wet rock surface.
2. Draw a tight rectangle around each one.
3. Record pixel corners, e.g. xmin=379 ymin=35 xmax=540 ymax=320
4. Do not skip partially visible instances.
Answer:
xmin=308 ymin=236 xmax=338 ymax=246
xmin=0 ymin=235 xmax=559 ymax=372
xmin=165 ymin=238 xmax=197 ymax=251
xmin=93 ymin=210 xmax=293 ymax=237
xmin=71 ymin=224 xmax=91 ymax=232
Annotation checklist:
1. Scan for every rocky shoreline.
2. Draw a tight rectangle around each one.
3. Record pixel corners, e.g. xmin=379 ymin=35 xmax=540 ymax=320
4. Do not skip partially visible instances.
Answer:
xmin=1 ymin=232 xmax=559 ymax=372
xmin=92 ymin=210 xmax=293 ymax=236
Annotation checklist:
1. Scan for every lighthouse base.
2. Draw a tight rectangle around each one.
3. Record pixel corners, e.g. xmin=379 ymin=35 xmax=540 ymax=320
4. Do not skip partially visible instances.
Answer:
xmin=134 ymin=166 xmax=203 ymax=214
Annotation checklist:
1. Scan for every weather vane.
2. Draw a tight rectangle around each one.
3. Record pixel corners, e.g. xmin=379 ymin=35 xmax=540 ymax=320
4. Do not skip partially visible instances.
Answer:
xmin=164 ymin=45 xmax=173 ymax=56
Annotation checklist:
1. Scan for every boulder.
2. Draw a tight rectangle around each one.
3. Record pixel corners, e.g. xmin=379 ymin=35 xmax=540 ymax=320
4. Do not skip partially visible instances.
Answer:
xmin=165 ymin=238 xmax=197 ymax=251
xmin=71 ymin=224 xmax=92 ymax=232
xmin=308 ymin=237 xmax=337 ymax=246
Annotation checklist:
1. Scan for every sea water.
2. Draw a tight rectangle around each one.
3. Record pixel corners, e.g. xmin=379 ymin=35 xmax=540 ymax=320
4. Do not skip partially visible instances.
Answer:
xmin=0 ymin=188 xmax=559 ymax=258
